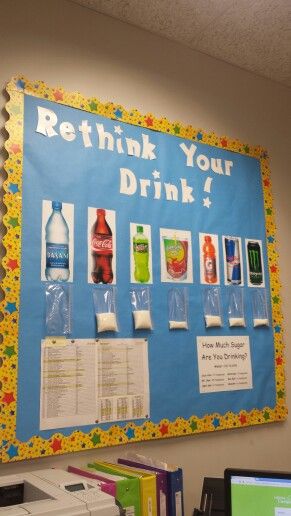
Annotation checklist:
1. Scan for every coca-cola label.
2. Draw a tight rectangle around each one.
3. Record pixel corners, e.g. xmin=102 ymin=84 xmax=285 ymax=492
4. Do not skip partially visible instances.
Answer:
xmin=46 ymin=243 xmax=69 ymax=268
xmin=92 ymin=234 xmax=113 ymax=254
xmin=134 ymin=242 xmax=148 ymax=253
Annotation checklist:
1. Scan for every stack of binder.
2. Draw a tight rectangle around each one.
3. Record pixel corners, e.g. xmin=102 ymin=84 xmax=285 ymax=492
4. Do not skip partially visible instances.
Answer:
xmin=68 ymin=455 xmax=184 ymax=516
xmin=118 ymin=455 xmax=184 ymax=516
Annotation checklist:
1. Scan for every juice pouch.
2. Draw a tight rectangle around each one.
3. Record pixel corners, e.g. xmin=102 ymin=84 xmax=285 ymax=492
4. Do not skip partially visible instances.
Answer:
xmin=163 ymin=237 xmax=188 ymax=280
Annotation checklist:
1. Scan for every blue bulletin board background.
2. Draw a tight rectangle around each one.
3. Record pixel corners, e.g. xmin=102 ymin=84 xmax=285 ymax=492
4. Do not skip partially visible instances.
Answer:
xmin=1 ymin=77 xmax=286 ymax=462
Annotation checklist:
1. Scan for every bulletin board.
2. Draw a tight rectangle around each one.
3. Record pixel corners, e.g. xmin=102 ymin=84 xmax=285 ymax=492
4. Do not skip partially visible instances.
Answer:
xmin=0 ymin=76 xmax=286 ymax=462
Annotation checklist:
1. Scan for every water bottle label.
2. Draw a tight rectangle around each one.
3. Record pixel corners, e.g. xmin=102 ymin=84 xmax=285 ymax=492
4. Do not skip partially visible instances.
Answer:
xmin=46 ymin=243 xmax=69 ymax=268
xmin=92 ymin=234 xmax=112 ymax=254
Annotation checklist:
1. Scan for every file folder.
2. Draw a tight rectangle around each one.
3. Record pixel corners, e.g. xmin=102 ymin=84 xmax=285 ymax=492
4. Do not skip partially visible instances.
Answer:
xmin=68 ymin=464 xmax=141 ymax=515
xmin=118 ymin=457 xmax=168 ymax=516
xmin=89 ymin=460 xmax=157 ymax=516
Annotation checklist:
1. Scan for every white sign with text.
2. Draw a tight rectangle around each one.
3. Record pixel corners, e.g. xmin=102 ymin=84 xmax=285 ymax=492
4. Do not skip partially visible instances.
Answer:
xmin=197 ymin=336 xmax=253 ymax=393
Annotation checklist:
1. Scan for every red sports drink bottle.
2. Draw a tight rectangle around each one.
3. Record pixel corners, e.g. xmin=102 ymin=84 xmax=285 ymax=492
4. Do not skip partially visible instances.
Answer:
xmin=91 ymin=208 xmax=113 ymax=283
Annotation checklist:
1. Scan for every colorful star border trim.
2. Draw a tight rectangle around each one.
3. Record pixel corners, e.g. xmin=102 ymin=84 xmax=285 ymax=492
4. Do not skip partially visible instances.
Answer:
xmin=0 ymin=76 xmax=286 ymax=463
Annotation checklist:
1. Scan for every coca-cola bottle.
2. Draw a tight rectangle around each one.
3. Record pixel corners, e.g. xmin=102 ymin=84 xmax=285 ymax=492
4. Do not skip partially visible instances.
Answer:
xmin=91 ymin=208 xmax=113 ymax=283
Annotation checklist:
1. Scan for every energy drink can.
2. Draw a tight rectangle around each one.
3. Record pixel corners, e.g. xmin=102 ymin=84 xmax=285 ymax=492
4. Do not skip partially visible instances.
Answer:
xmin=225 ymin=237 xmax=241 ymax=284
xmin=247 ymin=241 xmax=263 ymax=285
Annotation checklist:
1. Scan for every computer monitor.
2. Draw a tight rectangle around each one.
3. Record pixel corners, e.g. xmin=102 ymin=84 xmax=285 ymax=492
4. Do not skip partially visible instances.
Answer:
xmin=225 ymin=468 xmax=291 ymax=516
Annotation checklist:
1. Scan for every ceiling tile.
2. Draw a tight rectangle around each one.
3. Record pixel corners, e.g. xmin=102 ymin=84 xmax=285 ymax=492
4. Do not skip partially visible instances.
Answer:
xmin=71 ymin=0 xmax=291 ymax=87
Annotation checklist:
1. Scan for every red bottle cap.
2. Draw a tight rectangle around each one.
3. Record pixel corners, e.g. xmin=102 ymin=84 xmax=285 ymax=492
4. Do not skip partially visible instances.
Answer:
xmin=205 ymin=235 xmax=211 ymax=243
xmin=97 ymin=208 xmax=105 ymax=216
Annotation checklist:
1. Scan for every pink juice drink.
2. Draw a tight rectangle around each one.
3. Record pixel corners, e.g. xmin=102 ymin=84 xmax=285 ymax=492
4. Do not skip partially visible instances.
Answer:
xmin=164 ymin=238 xmax=188 ymax=280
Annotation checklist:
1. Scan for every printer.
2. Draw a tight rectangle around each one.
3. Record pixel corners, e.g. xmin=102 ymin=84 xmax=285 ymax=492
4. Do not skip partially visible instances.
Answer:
xmin=0 ymin=468 xmax=120 ymax=515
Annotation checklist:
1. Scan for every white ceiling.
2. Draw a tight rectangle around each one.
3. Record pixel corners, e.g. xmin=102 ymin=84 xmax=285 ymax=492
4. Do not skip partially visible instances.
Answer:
xmin=71 ymin=0 xmax=291 ymax=88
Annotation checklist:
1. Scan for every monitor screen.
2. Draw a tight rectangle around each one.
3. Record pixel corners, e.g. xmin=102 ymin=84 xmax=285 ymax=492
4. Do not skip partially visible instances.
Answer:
xmin=225 ymin=469 xmax=291 ymax=516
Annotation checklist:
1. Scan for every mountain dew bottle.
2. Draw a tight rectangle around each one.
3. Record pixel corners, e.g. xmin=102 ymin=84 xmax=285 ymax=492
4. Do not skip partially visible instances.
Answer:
xmin=133 ymin=225 xmax=150 ymax=283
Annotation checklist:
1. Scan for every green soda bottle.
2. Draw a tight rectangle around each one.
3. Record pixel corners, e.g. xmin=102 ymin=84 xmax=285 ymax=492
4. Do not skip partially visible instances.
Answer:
xmin=133 ymin=225 xmax=150 ymax=283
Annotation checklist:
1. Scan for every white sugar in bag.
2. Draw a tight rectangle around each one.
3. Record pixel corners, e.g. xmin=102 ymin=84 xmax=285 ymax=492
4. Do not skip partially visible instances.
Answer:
xmin=229 ymin=317 xmax=246 ymax=327
xmin=205 ymin=315 xmax=222 ymax=328
xmin=133 ymin=310 xmax=152 ymax=330
xmin=169 ymin=320 xmax=188 ymax=330
xmin=253 ymin=318 xmax=269 ymax=327
xmin=96 ymin=312 xmax=118 ymax=332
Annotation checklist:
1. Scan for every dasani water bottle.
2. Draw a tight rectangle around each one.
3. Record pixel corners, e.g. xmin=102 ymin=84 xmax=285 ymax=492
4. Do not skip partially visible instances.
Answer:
xmin=45 ymin=201 xmax=70 ymax=281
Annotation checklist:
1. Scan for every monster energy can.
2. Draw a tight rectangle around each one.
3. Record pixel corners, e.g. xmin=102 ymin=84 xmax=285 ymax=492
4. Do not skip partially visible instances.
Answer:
xmin=247 ymin=241 xmax=263 ymax=285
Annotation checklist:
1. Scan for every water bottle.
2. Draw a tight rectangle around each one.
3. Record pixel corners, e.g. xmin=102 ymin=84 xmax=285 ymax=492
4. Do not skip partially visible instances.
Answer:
xmin=45 ymin=201 xmax=70 ymax=281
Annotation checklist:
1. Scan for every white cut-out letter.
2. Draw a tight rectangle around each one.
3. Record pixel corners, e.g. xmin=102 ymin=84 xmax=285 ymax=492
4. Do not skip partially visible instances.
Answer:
xmin=211 ymin=158 xmax=223 ymax=175
xmin=153 ymin=181 xmax=161 ymax=199
xmin=179 ymin=143 xmax=197 ymax=167
xmin=126 ymin=138 xmax=141 ymax=157
xmin=79 ymin=120 xmax=92 ymax=147
xmin=36 ymin=106 xmax=58 ymax=137
xmin=180 ymin=178 xmax=194 ymax=203
xmin=225 ymin=161 xmax=233 ymax=176
xmin=140 ymin=179 xmax=151 ymax=197
xmin=60 ymin=122 xmax=76 ymax=142
xmin=120 ymin=168 xmax=137 ymax=195
xmin=197 ymin=154 xmax=210 ymax=171
xmin=116 ymin=138 xmax=124 ymax=154
xmin=204 ymin=177 xmax=213 ymax=193
xmin=141 ymin=134 xmax=156 ymax=160
xmin=96 ymin=123 xmax=114 ymax=151
xmin=164 ymin=183 xmax=178 ymax=201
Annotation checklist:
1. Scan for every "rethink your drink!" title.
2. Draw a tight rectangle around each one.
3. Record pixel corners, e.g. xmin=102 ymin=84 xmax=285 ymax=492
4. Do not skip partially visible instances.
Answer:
xmin=36 ymin=106 xmax=234 ymax=206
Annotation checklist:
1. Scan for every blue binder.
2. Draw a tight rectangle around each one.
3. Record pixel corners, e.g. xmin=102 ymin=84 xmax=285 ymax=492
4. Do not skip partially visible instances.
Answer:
xmin=118 ymin=457 xmax=184 ymax=516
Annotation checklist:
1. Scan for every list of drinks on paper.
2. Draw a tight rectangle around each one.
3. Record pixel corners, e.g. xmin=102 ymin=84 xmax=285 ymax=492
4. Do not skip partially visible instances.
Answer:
xmin=97 ymin=338 xmax=149 ymax=422
xmin=40 ymin=338 xmax=149 ymax=430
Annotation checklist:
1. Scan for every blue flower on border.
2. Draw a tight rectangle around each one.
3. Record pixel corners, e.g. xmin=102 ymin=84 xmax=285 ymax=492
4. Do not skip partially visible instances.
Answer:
xmin=274 ymin=325 xmax=281 ymax=333
xmin=197 ymin=132 xmax=203 ymax=141
xmin=268 ymin=236 xmax=275 ymax=243
xmin=114 ymin=108 xmax=123 ymax=118
xmin=7 ymin=444 xmax=19 ymax=459
xmin=16 ymin=79 xmax=25 ymax=90
xmin=125 ymin=427 xmax=135 ymax=439
xmin=8 ymin=183 xmax=20 ymax=194
xmin=5 ymin=302 xmax=17 ymax=314
xmin=212 ymin=417 xmax=220 ymax=428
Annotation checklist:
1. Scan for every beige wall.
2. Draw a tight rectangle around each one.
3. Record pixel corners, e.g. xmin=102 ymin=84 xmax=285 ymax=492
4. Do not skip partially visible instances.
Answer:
xmin=1 ymin=0 xmax=291 ymax=513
